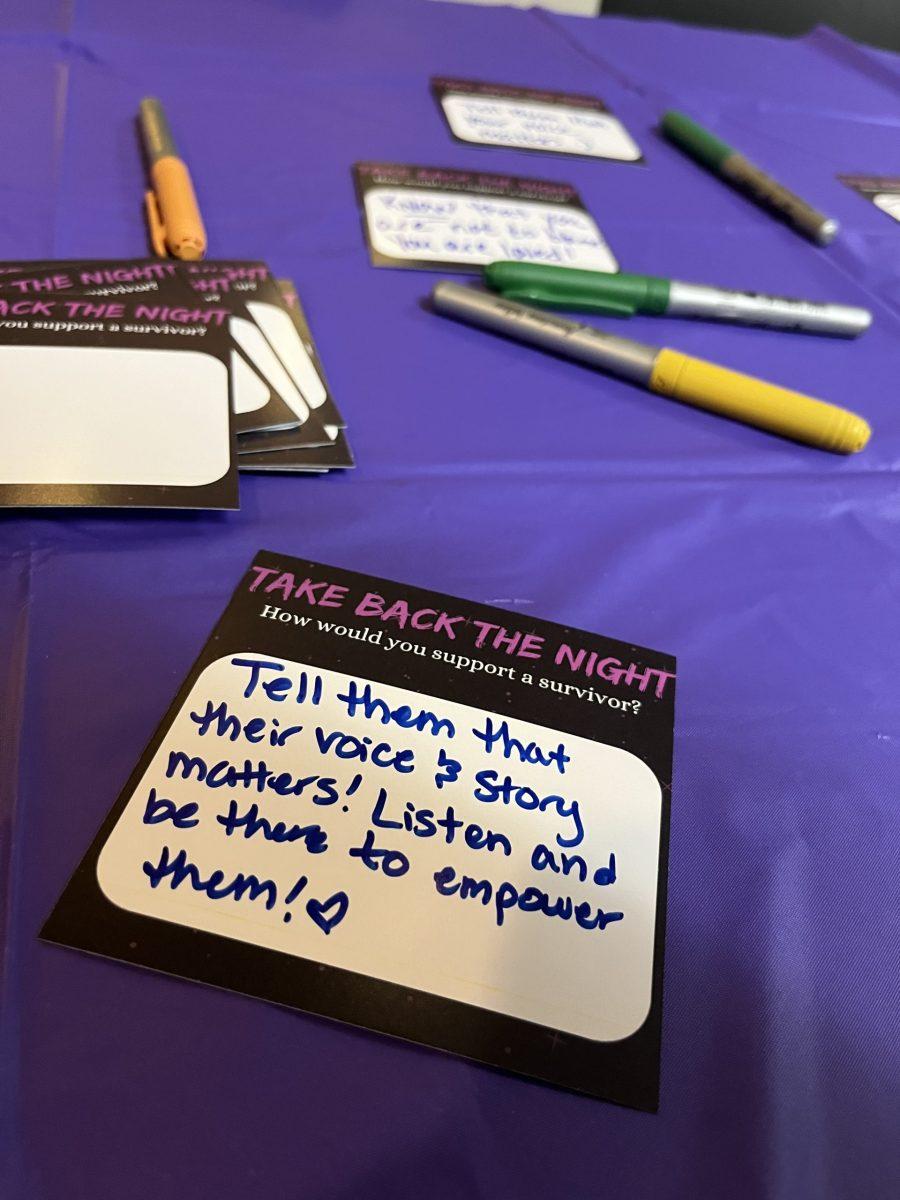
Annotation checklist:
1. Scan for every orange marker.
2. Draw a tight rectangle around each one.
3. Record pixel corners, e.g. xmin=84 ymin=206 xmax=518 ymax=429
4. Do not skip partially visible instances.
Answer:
xmin=138 ymin=97 xmax=207 ymax=260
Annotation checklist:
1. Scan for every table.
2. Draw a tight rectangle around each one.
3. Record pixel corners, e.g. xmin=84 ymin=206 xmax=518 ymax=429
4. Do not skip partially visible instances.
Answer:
xmin=1 ymin=2 xmax=898 ymax=1196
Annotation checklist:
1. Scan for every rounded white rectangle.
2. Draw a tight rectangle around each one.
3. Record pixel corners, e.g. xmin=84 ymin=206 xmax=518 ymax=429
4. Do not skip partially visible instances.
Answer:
xmin=0 ymin=345 xmax=230 ymax=487
xmin=231 ymin=350 xmax=270 ymax=414
xmin=97 ymin=654 xmax=661 ymax=1042
xmin=873 ymin=192 xmax=900 ymax=222
xmin=246 ymin=301 xmax=328 ymax=410
xmin=364 ymin=186 xmax=619 ymax=272
xmin=230 ymin=316 xmax=310 ymax=422
xmin=442 ymin=93 xmax=642 ymax=162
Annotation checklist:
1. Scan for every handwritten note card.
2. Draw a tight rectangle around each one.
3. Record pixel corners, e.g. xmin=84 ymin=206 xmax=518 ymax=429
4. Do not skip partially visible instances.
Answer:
xmin=43 ymin=553 xmax=675 ymax=1109
xmin=354 ymin=163 xmax=618 ymax=273
xmin=433 ymin=78 xmax=643 ymax=163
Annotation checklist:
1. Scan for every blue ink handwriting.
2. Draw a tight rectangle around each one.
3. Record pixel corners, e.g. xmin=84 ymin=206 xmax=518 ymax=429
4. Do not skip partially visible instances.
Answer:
xmin=372 ymin=788 xmax=511 ymax=856
xmin=433 ymin=866 xmax=623 ymax=931
xmin=314 ymin=727 xmax=415 ymax=774
xmin=473 ymin=769 xmax=584 ymax=848
xmin=471 ymin=717 xmax=570 ymax=775
xmin=348 ymin=828 xmax=410 ymax=877
xmin=166 ymin=750 xmax=339 ymax=804
xmin=216 ymin=799 xmax=328 ymax=853
xmin=335 ymin=679 xmax=456 ymax=740
xmin=190 ymin=699 xmax=302 ymax=748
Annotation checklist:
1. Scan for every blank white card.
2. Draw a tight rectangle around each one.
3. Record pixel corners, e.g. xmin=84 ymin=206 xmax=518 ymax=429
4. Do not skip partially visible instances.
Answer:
xmin=0 ymin=345 xmax=230 ymax=487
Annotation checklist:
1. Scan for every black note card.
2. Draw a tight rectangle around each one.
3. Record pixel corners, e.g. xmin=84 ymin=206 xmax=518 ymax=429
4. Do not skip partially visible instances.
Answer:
xmin=43 ymin=553 xmax=675 ymax=1109
xmin=0 ymin=291 xmax=237 ymax=509
xmin=354 ymin=162 xmax=618 ymax=273
xmin=432 ymin=77 xmax=642 ymax=163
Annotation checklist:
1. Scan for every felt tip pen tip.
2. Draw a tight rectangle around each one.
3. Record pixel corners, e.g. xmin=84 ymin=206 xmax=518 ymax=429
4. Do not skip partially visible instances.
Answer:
xmin=816 ymin=219 xmax=840 ymax=245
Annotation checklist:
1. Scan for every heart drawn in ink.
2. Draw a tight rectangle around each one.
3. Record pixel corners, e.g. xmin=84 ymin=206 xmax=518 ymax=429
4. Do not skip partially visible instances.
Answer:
xmin=306 ymin=890 xmax=349 ymax=935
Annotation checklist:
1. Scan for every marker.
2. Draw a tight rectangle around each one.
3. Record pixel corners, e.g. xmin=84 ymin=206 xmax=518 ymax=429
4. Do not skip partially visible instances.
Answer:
xmin=431 ymin=282 xmax=870 ymax=454
xmin=484 ymin=262 xmax=871 ymax=338
xmin=661 ymin=109 xmax=838 ymax=246
xmin=138 ymin=97 xmax=207 ymax=261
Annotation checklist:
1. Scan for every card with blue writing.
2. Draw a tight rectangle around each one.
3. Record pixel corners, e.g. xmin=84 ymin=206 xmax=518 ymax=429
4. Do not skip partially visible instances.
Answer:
xmin=432 ymin=78 xmax=643 ymax=164
xmin=354 ymin=162 xmax=618 ymax=274
xmin=42 ymin=552 xmax=675 ymax=1109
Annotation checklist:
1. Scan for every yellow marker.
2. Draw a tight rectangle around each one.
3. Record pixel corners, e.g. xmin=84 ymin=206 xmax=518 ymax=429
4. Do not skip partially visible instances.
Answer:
xmin=431 ymin=283 xmax=870 ymax=454
xmin=138 ymin=97 xmax=207 ymax=261
xmin=649 ymin=349 xmax=870 ymax=453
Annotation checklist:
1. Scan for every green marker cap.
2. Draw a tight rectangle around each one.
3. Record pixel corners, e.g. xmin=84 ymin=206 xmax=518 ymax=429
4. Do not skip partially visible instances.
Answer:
xmin=483 ymin=262 xmax=671 ymax=318
xmin=660 ymin=109 xmax=734 ymax=171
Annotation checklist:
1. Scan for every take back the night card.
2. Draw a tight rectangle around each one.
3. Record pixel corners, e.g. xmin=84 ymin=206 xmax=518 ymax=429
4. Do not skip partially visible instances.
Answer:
xmin=354 ymin=162 xmax=618 ymax=273
xmin=432 ymin=78 xmax=643 ymax=163
xmin=42 ymin=552 xmax=675 ymax=1110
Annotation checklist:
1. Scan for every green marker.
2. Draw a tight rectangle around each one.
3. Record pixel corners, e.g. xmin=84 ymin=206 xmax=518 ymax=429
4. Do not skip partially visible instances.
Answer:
xmin=661 ymin=109 xmax=838 ymax=246
xmin=484 ymin=262 xmax=871 ymax=337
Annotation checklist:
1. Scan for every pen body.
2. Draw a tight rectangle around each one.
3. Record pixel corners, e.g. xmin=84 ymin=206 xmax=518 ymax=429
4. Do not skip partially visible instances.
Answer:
xmin=433 ymin=281 xmax=656 ymax=383
xmin=661 ymin=110 xmax=838 ymax=245
xmin=485 ymin=262 xmax=869 ymax=336
xmin=139 ymin=97 xmax=206 ymax=261
xmin=666 ymin=281 xmax=870 ymax=336
xmin=649 ymin=350 xmax=870 ymax=453
xmin=719 ymin=153 xmax=838 ymax=245
xmin=432 ymin=282 xmax=870 ymax=454
xmin=150 ymin=157 xmax=207 ymax=260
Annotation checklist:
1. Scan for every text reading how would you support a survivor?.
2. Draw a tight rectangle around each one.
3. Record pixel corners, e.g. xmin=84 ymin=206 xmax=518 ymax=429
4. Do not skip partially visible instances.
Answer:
xmin=248 ymin=566 xmax=676 ymax=701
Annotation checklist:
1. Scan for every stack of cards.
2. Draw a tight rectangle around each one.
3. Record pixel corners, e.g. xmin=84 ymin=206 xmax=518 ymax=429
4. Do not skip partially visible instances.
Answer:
xmin=0 ymin=259 xmax=352 ymax=511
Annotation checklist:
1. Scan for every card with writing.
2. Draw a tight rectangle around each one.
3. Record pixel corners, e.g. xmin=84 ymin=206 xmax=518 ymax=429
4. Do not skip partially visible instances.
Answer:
xmin=0 ymin=292 xmax=237 ymax=509
xmin=432 ymin=78 xmax=642 ymax=163
xmin=42 ymin=552 xmax=674 ymax=1108
xmin=837 ymin=174 xmax=900 ymax=224
xmin=354 ymin=162 xmax=618 ymax=273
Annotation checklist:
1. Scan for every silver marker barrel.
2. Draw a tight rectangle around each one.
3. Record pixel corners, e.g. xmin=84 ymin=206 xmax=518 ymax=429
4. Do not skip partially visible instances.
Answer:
xmin=431 ymin=281 xmax=658 ymax=384
xmin=666 ymin=281 xmax=872 ymax=336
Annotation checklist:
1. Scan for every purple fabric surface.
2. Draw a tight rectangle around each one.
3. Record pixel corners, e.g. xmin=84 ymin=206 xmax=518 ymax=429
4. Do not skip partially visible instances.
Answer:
xmin=1 ymin=3 xmax=898 ymax=1197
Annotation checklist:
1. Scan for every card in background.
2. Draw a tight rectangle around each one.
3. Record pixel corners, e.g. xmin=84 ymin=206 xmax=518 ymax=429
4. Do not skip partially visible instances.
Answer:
xmin=42 ymin=552 xmax=674 ymax=1109
xmin=181 ymin=263 xmax=344 ymax=429
xmin=0 ymin=293 xmax=237 ymax=509
xmin=237 ymin=421 xmax=331 ymax=455
xmin=354 ymin=162 xmax=618 ymax=273
xmin=239 ymin=427 xmax=354 ymax=471
xmin=0 ymin=259 xmax=188 ymax=300
xmin=432 ymin=78 xmax=642 ymax=163
xmin=837 ymin=174 xmax=900 ymax=224
xmin=237 ymin=280 xmax=343 ymax=453
xmin=180 ymin=267 xmax=320 ymax=435
xmin=276 ymin=280 xmax=346 ymax=430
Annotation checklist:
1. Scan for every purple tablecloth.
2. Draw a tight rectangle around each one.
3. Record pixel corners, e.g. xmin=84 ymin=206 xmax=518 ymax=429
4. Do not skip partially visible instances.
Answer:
xmin=1 ymin=2 xmax=898 ymax=1196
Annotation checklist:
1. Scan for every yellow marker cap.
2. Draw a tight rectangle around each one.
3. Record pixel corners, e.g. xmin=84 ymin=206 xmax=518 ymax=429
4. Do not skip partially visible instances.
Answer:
xmin=649 ymin=348 xmax=870 ymax=454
